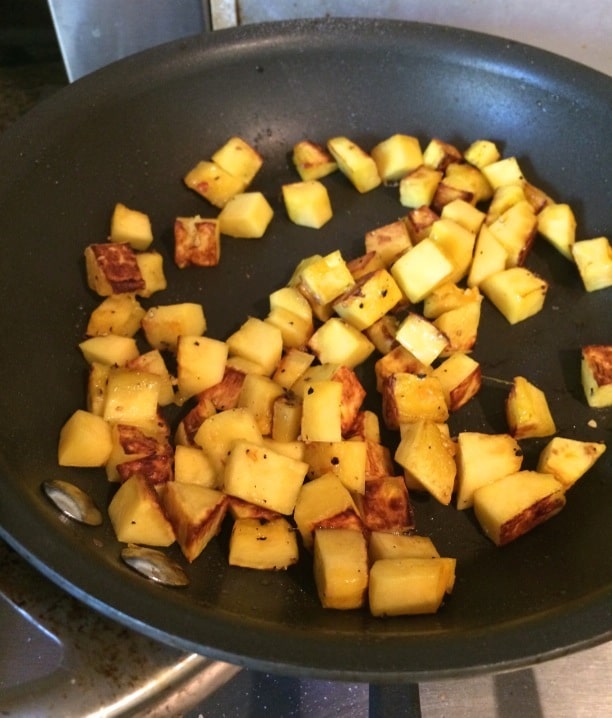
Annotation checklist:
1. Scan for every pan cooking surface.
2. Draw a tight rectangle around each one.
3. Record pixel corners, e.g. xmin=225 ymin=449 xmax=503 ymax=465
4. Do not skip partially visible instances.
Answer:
xmin=0 ymin=19 xmax=610 ymax=680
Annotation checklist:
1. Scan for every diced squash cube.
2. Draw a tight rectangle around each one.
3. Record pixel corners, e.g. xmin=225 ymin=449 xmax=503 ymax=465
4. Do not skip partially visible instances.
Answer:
xmin=370 ymin=133 xmax=423 ymax=182
xmin=229 ymin=517 xmax=299 ymax=570
xmin=298 ymin=250 xmax=355 ymax=307
xmin=176 ymin=335 xmax=228 ymax=400
xmin=441 ymin=198 xmax=486 ymax=234
xmin=431 ymin=352 xmax=482 ymax=412
xmin=218 ymin=191 xmax=274 ymax=238
xmin=537 ymin=203 xmax=576 ymax=260
xmin=87 ymin=362 xmax=110 ymax=416
xmin=226 ymin=316 xmax=283 ymax=375
xmin=108 ymin=475 xmax=175 ymax=546
xmin=390 ymin=238 xmax=454 ymax=303
xmin=126 ymin=350 xmax=175 ymax=407
xmin=354 ymin=476 xmax=414 ymax=533
xmin=333 ymin=269 xmax=402 ymax=331
xmin=463 ymin=139 xmax=501 ymax=168
xmin=308 ymin=317 xmax=375 ymax=369
xmin=480 ymin=267 xmax=548 ymax=324
xmin=271 ymin=393 xmax=302 ymax=443
xmin=211 ymin=136 xmax=263 ymax=186
xmin=455 ymin=432 xmax=523 ymax=510
xmin=505 ymin=376 xmax=556 ymax=439
xmin=58 ymin=409 xmax=112 ymax=467
xmin=346 ymin=251 xmax=386 ymax=281
xmin=395 ymin=312 xmax=448 ymax=366
xmin=381 ymin=373 xmax=449 ymax=429
xmin=433 ymin=301 xmax=482 ymax=356
xmin=292 ymin=140 xmax=338 ymax=181
xmin=282 ymin=180 xmax=333 ymax=229
xmin=110 ymin=202 xmax=153 ymax=250
xmin=79 ymin=335 xmax=139 ymax=366
xmin=369 ymin=558 xmax=451 ymax=616
xmin=581 ymin=344 xmax=612 ymax=408
xmin=428 ymin=218 xmax=477 ymax=284
xmin=473 ymin=471 xmax=566 ymax=546
xmin=174 ymin=215 xmax=221 ymax=268
xmin=481 ymin=156 xmax=525 ymax=189
xmin=423 ymin=138 xmax=462 ymax=170
xmin=134 ymin=251 xmax=167 ymax=297
xmin=86 ymin=294 xmax=145 ymax=338
xmin=467 ymin=224 xmax=508 ymax=287
xmin=194 ymin=408 xmax=263 ymax=475
xmin=572 ymin=237 xmax=612 ymax=292
xmin=394 ymin=419 xmax=456 ymax=505
xmin=141 ymin=303 xmax=206 ymax=352
xmin=313 ymin=528 xmax=369 ymax=609
xmin=537 ymin=436 xmax=606 ymax=491
xmin=102 ymin=368 xmax=161 ymax=425
xmin=301 ymin=380 xmax=343 ymax=442
xmin=327 ymin=136 xmax=381 ymax=193
xmin=161 ymin=482 xmax=228 ymax=562
xmin=173 ymin=444 xmax=218 ymax=488
xmin=304 ymin=440 xmax=367 ymax=494
xmin=364 ymin=219 xmax=412 ymax=267
xmin=272 ymin=348 xmax=315 ymax=390
xmin=84 ymin=243 xmax=145 ymax=296
xmin=183 ymin=160 xmax=246 ymax=208
xmin=399 ymin=165 xmax=443 ymax=208
xmin=488 ymin=200 xmax=537 ymax=267
xmin=368 ymin=532 xmax=440 ymax=562
xmin=223 ymin=440 xmax=309 ymax=515
xmin=237 ymin=373 xmax=285 ymax=436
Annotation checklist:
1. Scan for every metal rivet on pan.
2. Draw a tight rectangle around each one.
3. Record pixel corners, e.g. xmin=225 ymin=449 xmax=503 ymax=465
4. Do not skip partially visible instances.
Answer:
xmin=42 ymin=479 xmax=103 ymax=526
xmin=120 ymin=544 xmax=190 ymax=587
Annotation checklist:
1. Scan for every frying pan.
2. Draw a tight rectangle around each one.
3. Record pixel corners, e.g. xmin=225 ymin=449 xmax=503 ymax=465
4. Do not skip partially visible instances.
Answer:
xmin=0 ymin=19 xmax=610 ymax=682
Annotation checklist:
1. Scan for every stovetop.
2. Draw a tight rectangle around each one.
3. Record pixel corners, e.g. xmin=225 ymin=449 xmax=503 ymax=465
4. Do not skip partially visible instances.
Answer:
xmin=1 ymin=2 xmax=611 ymax=715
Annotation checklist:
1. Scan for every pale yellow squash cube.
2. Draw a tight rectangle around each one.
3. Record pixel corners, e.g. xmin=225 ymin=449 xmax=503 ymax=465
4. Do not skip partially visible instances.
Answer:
xmin=223 ymin=440 xmax=309 ymax=515
xmin=272 ymin=348 xmax=315 ymax=390
xmin=298 ymin=250 xmax=355 ymax=306
xmin=218 ymin=191 xmax=274 ymax=238
xmin=141 ymin=302 xmax=206 ymax=352
xmin=481 ymin=156 xmax=525 ymax=189
xmin=455 ymin=431 xmax=523 ymax=510
xmin=194 ymin=407 xmax=263 ymax=475
xmin=463 ymin=139 xmax=501 ymax=168
xmin=473 ymin=471 xmax=566 ymax=546
xmin=108 ymin=475 xmax=175 ymax=547
xmin=79 ymin=335 xmax=139 ymax=366
xmin=300 ymin=379 xmax=343 ymax=442
xmin=364 ymin=219 xmax=412 ymax=267
xmin=581 ymin=345 xmax=612 ymax=408
xmin=58 ymin=409 xmax=112 ymax=467
xmin=422 ymin=282 xmax=481 ymax=319
xmin=537 ymin=202 xmax=576 ymax=260
xmin=126 ymin=349 xmax=175 ymax=407
xmin=135 ymin=251 xmax=167 ymax=297
xmin=86 ymin=294 xmax=145 ymax=338
xmin=237 ymin=373 xmax=285 ymax=436
xmin=173 ymin=444 xmax=218 ymax=488
xmin=271 ymin=394 xmax=303 ymax=443
xmin=381 ymin=373 xmax=449 ymax=429
xmin=431 ymin=352 xmax=482 ymax=412
xmin=428 ymin=218 xmax=477 ymax=284
xmin=399 ymin=165 xmax=443 ymax=208
xmin=443 ymin=162 xmax=493 ymax=205
xmin=441 ymin=198 xmax=486 ymax=234
xmin=304 ymin=440 xmax=367 ymax=494
xmin=86 ymin=362 xmax=110 ymax=416
xmin=505 ymin=375 xmax=556 ymax=439
xmin=370 ymin=133 xmax=423 ymax=182
xmin=102 ymin=368 xmax=161 ymax=425
xmin=395 ymin=312 xmax=449 ymax=366
xmin=480 ymin=267 xmax=548 ymax=324
xmin=110 ymin=202 xmax=153 ymax=250
xmin=485 ymin=183 xmax=527 ymax=225
xmin=488 ymin=200 xmax=537 ymax=267
xmin=226 ymin=316 xmax=283 ymax=375
xmin=537 ymin=436 xmax=606 ymax=491
xmin=211 ymin=136 xmax=263 ymax=186
xmin=269 ymin=286 xmax=313 ymax=324
xmin=292 ymin=140 xmax=338 ymax=181
xmin=390 ymin=238 xmax=454 ymax=303
xmin=308 ymin=317 xmax=375 ymax=368
xmin=229 ymin=517 xmax=299 ymax=570
xmin=572 ymin=237 xmax=612 ymax=292
xmin=265 ymin=306 xmax=314 ymax=349
xmin=326 ymin=136 xmax=381 ymax=193
xmin=183 ymin=160 xmax=246 ymax=208
xmin=176 ymin=335 xmax=228 ymax=400
xmin=467 ymin=224 xmax=508 ymax=287
xmin=282 ymin=180 xmax=332 ymax=229
xmin=368 ymin=532 xmax=440 ymax=562
xmin=369 ymin=558 xmax=452 ymax=616
xmin=422 ymin=138 xmax=462 ymax=170
xmin=313 ymin=528 xmax=369 ymax=609
xmin=433 ymin=301 xmax=482 ymax=356
xmin=332 ymin=268 xmax=402 ymax=331
xmin=161 ymin=482 xmax=228 ymax=562
xmin=394 ymin=419 xmax=456 ymax=505
xmin=294 ymin=474 xmax=362 ymax=550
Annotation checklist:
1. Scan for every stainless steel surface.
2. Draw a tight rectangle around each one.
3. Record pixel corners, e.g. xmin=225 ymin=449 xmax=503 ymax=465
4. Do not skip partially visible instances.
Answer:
xmin=2 ymin=2 xmax=611 ymax=715
xmin=0 ymin=542 xmax=239 ymax=717
xmin=46 ymin=0 xmax=210 ymax=81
